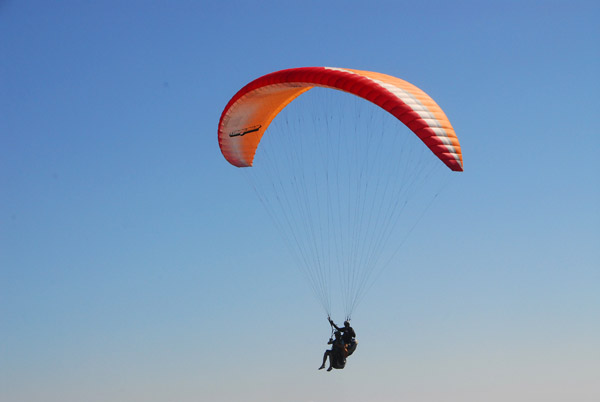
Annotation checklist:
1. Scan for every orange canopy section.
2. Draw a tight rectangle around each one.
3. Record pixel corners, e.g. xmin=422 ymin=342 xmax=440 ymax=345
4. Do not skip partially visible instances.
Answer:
xmin=218 ymin=67 xmax=463 ymax=171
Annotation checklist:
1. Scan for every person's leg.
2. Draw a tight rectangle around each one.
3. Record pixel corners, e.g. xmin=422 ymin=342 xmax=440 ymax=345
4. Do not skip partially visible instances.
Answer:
xmin=319 ymin=350 xmax=330 ymax=370
xmin=347 ymin=340 xmax=357 ymax=356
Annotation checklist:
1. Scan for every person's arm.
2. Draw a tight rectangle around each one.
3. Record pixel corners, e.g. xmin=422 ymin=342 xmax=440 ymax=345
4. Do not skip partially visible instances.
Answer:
xmin=328 ymin=317 xmax=341 ymax=331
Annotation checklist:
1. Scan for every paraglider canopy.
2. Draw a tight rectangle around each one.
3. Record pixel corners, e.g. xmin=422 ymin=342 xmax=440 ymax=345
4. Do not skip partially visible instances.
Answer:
xmin=218 ymin=66 xmax=463 ymax=171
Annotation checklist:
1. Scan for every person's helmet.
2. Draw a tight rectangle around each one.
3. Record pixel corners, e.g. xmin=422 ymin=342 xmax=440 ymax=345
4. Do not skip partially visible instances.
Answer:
xmin=344 ymin=320 xmax=350 ymax=327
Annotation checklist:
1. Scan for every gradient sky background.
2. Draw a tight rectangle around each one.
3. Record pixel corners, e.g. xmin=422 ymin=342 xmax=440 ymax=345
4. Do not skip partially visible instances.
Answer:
xmin=1 ymin=1 xmax=599 ymax=401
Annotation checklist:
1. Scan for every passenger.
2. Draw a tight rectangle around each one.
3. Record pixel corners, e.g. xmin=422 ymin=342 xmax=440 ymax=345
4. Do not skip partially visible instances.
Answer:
xmin=318 ymin=331 xmax=347 ymax=371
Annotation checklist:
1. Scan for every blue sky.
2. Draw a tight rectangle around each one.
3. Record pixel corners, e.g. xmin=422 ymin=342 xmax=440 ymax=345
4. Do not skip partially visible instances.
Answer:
xmin=1 ymin=1 xmax=599 ymax=401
